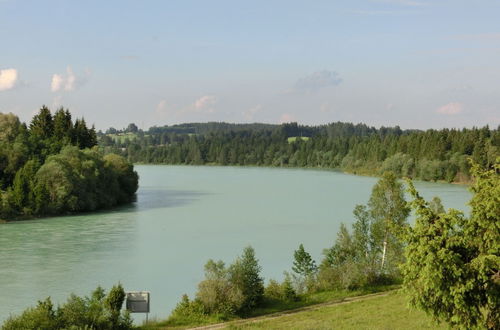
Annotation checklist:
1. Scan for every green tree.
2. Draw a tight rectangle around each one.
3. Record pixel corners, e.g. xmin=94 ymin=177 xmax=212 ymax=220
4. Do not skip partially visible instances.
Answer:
xmin=196 ymin=259 xmax=244 ymax=315
xmin=429 ymin=196 xmax=445 ymax=214
xmin=368 ymin=171 xmax=409 ymax=273
xmin=291 ymin=244 xmax=318 ymax=293
xmin=292 ymin=244 xmax=317 ymax=277
xmin=402 ymin=160 xmax=499 ymax=329
xmin=228 ymin=246 xmax=265 ymax=313
xmin=29 ymin=106 xmax=53 ymax=139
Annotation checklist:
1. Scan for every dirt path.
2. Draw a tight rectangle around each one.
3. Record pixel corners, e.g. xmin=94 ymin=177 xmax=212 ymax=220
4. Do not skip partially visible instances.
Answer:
xmin=188 ymin=290 xmax=397 ymax=330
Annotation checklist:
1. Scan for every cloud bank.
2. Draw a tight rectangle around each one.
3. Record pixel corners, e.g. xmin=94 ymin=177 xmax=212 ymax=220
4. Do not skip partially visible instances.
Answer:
xmin=0 ymin=68 xmax=18 ymax=91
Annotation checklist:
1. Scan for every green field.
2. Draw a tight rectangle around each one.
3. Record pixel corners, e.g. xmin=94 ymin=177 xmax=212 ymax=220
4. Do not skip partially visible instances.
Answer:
xmin=224 ymin=292 xmax=444 ymax=329
xmin=140 ymin=290 xmax=447 ymax=330
xmin=107 ymin=132 xmax=141 ymax=143
xmin=287 ymin=136 xmax=310 ymax=143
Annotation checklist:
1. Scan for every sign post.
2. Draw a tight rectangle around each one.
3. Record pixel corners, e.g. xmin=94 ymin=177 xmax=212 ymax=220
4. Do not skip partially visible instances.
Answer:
xmin=125 ymin=291 xmax=150 ymax=323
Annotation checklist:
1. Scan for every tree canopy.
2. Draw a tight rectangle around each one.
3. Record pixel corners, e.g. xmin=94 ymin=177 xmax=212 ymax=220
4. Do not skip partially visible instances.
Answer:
xmin=402 ymin=159 xmax=499 ymax=329
xmin=0 ymin=107 xmax=137 ymax=220
xmin=100 ymin=121 xmax=499 ymax=183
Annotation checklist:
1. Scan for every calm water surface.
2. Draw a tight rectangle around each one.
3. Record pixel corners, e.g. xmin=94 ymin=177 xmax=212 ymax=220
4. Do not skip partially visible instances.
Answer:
xmin=0 ymin=165 xmax=471 ymax=322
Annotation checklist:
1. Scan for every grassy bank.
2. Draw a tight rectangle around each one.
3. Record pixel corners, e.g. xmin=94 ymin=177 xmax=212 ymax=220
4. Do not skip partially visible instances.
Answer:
xmin=139 ymin=285 xmax=399 ymax=329
xmin=225 ymin=291 xmax=445 ymax=329
xmin=142 ymin=291 xmax=445 ymax=329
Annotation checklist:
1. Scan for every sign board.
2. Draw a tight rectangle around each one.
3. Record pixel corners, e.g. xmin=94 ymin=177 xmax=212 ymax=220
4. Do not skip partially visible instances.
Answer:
xmin=125 ymin=291 xmax=150 ymax=313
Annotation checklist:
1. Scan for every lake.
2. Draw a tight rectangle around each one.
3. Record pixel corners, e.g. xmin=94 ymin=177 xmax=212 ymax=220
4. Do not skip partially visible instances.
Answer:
xmin=0 ymin=165 xmax=471 ymax=323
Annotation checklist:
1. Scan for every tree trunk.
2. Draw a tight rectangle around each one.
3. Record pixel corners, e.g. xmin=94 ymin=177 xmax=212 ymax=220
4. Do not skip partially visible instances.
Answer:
xmin=381 ymin=231 xmax=388 ymax=271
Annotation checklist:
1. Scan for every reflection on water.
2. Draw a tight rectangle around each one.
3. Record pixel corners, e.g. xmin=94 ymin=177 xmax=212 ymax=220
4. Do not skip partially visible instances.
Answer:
xmin=0 ymin=166 xmax=471 ymax=323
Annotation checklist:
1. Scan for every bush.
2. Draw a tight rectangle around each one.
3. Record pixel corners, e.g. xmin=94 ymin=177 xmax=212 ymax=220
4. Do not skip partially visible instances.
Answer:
xmin=1 ymin=284 xmax=132 ymax=330
xmin=264 ymin=276 xmax=298 ymax=303
xmin=196 ymin=259 xmax=244 ymax=316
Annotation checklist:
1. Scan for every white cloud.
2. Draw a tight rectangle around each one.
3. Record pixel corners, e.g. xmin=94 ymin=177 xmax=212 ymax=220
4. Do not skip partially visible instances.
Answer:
xmin=242 ymin=105 xmax=262 ymax=121
xmin=193 ymin=95 xmax=217 ymax=113
xmin=279 ymin=113 xmax=296 ymax=123
xmin=65 ymin=67 xmax=76 ymax=91
xmin=155 ymin=100 xmax=170 ymax=116
xmin=51 ymin=66 xmax=87 ymax=92
xmin=194 ymin=95 xmax=217 ymax=110
xmin=51 ymin=74 xmax=64 ymax=92
xmin=293 ymin=70 xmax=342 ymax=93
xmin=437 ymin=102 xmax=463 ymax=115
xmin=0 ymin=68 xmax=18 ymax=91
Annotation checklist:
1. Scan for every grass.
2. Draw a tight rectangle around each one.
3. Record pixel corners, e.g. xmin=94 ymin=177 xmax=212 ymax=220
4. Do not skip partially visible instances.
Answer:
xmin=247 ymin=285 xmax=398 ymax=317
xmin=138 ymin=285 xmax=400 ymax=330
xmin=287 ymin=136 xmax=310 ymax=143
xmin=225 ymin=291 xmax=445 ymax=329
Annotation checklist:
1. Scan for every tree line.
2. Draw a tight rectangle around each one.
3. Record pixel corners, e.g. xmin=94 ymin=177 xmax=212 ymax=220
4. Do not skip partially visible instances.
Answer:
xmin=0 ymin=106 xmax=138 ymax=220
xmin=100 ymin=121 xmax=499 ymax=183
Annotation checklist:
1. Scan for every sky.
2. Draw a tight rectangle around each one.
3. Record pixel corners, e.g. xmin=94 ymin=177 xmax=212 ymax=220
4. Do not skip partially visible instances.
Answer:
xmin=1 ymin=0 xmax=500 ymax=130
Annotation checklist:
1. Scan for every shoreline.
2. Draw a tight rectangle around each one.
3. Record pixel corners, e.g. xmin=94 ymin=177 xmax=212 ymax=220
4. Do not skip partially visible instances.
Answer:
xmin=132 ymin=162 xmax=472 ymax=186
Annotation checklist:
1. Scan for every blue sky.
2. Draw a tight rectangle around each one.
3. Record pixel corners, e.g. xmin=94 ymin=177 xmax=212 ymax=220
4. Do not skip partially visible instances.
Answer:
xmin=1 ymin=0 xmax=499 ymax=130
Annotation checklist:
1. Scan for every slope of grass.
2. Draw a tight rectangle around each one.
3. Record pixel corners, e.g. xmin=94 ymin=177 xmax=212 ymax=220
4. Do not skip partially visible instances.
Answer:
xmin=139 ymin=286 xmax=396 ymax=330
xmin=140 ymin=286 xmax=444 ymax=330
xmin=225 ymin=291 xmax=445 ymax=329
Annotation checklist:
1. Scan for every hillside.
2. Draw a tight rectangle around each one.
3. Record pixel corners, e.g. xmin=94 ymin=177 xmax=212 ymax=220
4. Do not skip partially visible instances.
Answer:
xmin=180 ymin=291 xmax=445 ymax=330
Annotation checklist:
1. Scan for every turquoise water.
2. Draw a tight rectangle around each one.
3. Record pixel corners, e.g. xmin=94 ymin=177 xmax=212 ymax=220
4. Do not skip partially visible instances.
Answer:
xmin=0 ymin=165 xmax=471 ymax=323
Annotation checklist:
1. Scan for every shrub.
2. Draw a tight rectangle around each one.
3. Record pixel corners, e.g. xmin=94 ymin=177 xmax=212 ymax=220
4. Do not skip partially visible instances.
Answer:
xmin=264 ymin=276 xmax=298 ymax=303
xmin=1 ymin=284 xmax=132 ymax=330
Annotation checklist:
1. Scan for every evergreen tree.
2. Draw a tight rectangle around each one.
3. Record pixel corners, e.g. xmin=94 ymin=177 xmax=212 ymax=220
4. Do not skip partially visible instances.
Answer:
xmin=29 ymin=106 xmax=54 ymax=139
xmin=292 ymin=244 xmax=317 ymax=277
xmin=402 ymin=159 xmax=499 ymax=329
xmin=228 ymin=246 xmax=264 ymax=312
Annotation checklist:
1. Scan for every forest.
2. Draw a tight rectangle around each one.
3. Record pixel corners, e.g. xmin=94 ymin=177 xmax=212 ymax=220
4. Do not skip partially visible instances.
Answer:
xmin=0 ymin=107 xmax=138 ymax=220
xmin=100 ymin=121 xmax=499 ymax=183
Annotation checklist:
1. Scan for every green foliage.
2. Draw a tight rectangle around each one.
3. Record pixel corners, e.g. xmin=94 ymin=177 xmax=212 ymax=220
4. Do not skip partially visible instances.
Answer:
xmin=368 ymin=172 xmax=409 ymax=274
xmin=196 ymin=259 xmax=244 ymax=316
xmin=2 ymin=298 xmax=58 ymax=330
xmin=264 ymin=276 xmax=297 ymax=303
xmin=291 ymin=244 xmax=317 ymax=293
xmin=166 ymin=294 xmax=218 ymax=327
xmin=429 ymin=196 xmax=445 ymax=214
xmin=102 ymin=121 xmax=499 ymax=184
xmin=228 ymin=246 xmax=265 ymax=313
xmin=319 ymin=173 xmax=408 ymax=291
xmin=402 ymin=159 xmax=499 ymax=329
xmin=292 ymin=244 xmax=317 ymax=277
xmin=0 ymin=107 xmax=137 ymax=220
xmin=173 ymin=246 xmax=264 ymax=321
xmin=2 ymin=285 xmax=132 ymax=330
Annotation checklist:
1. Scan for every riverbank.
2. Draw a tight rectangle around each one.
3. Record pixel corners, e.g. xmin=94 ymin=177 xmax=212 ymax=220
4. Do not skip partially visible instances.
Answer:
xmin=132 ymin=162 xmax=472 ymax=185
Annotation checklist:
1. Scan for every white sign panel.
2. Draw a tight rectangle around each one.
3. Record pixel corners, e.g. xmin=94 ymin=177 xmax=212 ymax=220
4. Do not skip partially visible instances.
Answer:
xmin=125 ymin=291 xmax=150 ymax=313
